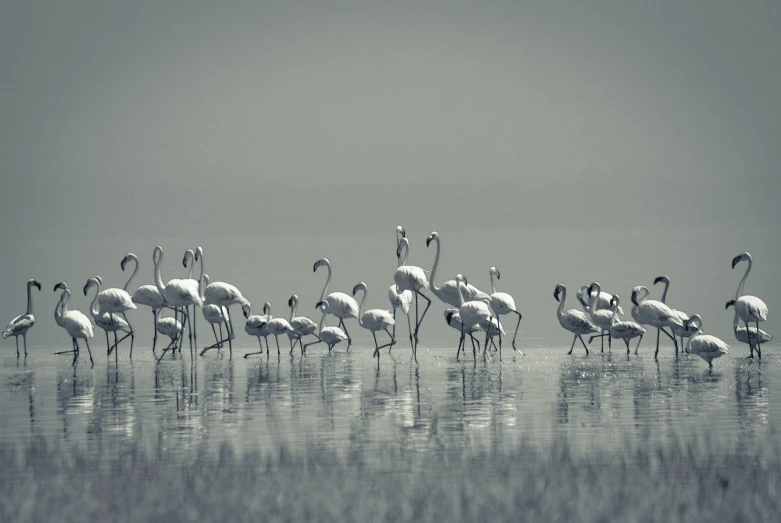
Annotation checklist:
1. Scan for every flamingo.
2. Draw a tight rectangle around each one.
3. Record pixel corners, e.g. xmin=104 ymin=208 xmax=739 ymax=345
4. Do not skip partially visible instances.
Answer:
xmin=425 ymin=232 xmax=490 ymax=307
xmin=3 ymin=279 xmax=41 ymax=357
xmin=182 ymin=249 xmax=199 ymax=345
xmin=352 ymin=282 xmax=396 ymax=368
xmin=313 ymin=258 xmax=359 ymax=347
xmin=242 ymin=303 xmax=271 ymax=357
xmin=197 ymin=247 xmax=251 ymax=355
xmin=286 ymin=294 xmax=319 ymax=353
xmin=200 ymin=274 xmax=228 ymax=352
xmin=577 ymin=284 xmax=623 ymax=315
xmin=52 ymin=283 xmax=94 ymax=365
xmin=684 ymin=314 xmax=729 ymax=369
xmin=726 ymin=299 xmax=772 ymax=358
xmin=261 ymin=306 xmax=297 ymax=358
xmin=454 ymin=274 xmax=498 ymax=361
xmin=84 ymin=278 xmax=132 ymax=360
xmin=153 ymin=246 xmax=201 ymax=354
xmin=303 ymin=301 xmax=348 ymax=353
xmin=653 ymin=275 xmax=695 ymax=350
xmin=631 ymin=285 xmax=684 ymax=358
xmin=606 ymin=295 xmax=646 ymax=354
xmin=393 ymin=237 xmax=430 ymax=357
xmin=445 ymin=308 xmax=503 ymax=360
xmin=585 ymin=282 xmax=615 ymax=352
xmin=93 ymin=258 xmax=137 ymax=347
xmin=389 ymin=237 xmax=414 ymax=351
xmin=487 ymin=267 xmax=523 ymax=352
xmin=156 ymin=315 xmax=184 ymax=355
xmin=730 ymin=252 xmax=769 ymax=357
xmin=123 ymin=252 xmax=165 ymax=352
xmin=553 ymin=284 xmax=600 ymax=355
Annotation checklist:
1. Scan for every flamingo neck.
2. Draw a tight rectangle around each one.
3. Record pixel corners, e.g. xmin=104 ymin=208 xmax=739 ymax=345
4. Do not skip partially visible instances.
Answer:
xmin=356 ymin=287 xmax=367 ymax=325
xmin=736 ymin=259 xmax=751 ymax=300
xmin=289 ymin=300 xmax=296 ymax=321
xmin=490 ymin=271 xmax=496 ymax=294
xmin=660 ymin=280 xmax=670 ymax=304
xmin=455 ymin=278 xmax=465 ymax=307
xmin=88 ymin=282 xmax=101 ymax=318
xmin=318 ymin=307 xmax=327 ymax=334
xmin=577 ymin=286 xmax=589 ymax=312
xmin=197 ymin=252 xmax=206 ymax=299
xmin=319 ymin=262 xmax=332 ymax=302
xmin=587 ymin=285 xmax=600 ymax=313
xmin=61 ymin=289 xmax=71 ymax=315
xmin=610 ymin=306 xmax=619 ymax=327
xmin=123 ymin=256 xmax=139 ymax=292
xmin=731 ymin=309 xmax=740 ymax=333
xmin=429 ymin=238 xmax=442 ymax=293
xmin=398 ymin=242 xmax=409 ymax=268
xmin=154 ymin=252 xmax=166 ymax=295
xmin=557 ymin=288 xmax=566 ymax=319
xmin=26 ymin=283 xmax=34 ymax=315
xmin=54 ymin=291 xmax=67 ymax=323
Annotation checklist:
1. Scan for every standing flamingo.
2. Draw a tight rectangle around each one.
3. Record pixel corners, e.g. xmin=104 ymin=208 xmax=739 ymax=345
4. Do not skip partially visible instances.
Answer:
xmin=425 ymin=232 xmax=490 ymax=307
xmin=454 ymin=274 xmax=497 ymax=361
xmin=199 ymin=274 xmax=228 ymax=352
xmin=726 ymin=299 xmax=772 ymax=358
xmin=123 ymin=252 xmax=165 ymax=352
xmin=93 ymin=258 xmax=137 ymax=348
xmin=302 ymin=301 xmax=349 ymax=353
xmin=553 ymin=283 xmax=599 ymax=355
xmin=243 ymin=303 xmax=271 ymax=357
xmin=353 ymin=282 xmax=396 ymax=368
xmin=445 ymin=309 xmax=503 ymax=360
xmin=393 ymin=237 xmax=430 ymax=357
xmin=585 ymin=282 xmax=614 ymax=352
xmin=53 ymin=283 xmax=94 ymax=366
xmin=153 ymin=246 xmax=201 ymax=354
xmin=631 ymin=285 xmax=684 ymax=358
xmin=730 ymin=252 xmax=769 ymax=357
xmin=197 ymin=247 xmax=250 ymax=355
xmin=606 ymin=296 xmax=646 ymax=354
xmin=684 ymin=314 xmax=729 ymax=370
xmin=84 ymin=278 xmax=132 ymax=360
xmin=653 ymin=276 xmax=695 ymax=350
xmin=313 ymin=258 xmax=359 ymax=347
xmin=487 ymin=267 xmax=523 ymax=352
xmin=3 ymin=279 xmax=41 ymax=357
xmin=156 ymin=314 xmax=184 ymax=356
xmin=287 ymin=295 xmax=319 ymax=353
xmin=389 ymin=237 xmax=414 ymax=351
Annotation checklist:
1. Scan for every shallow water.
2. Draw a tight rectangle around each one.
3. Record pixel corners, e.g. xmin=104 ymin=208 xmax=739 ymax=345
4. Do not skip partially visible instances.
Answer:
xmin=1 ymin=338 xmax=777 ymax=463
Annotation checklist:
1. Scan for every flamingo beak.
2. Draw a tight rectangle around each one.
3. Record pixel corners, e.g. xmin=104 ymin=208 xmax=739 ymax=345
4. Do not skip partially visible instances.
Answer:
xmin=732 ymin=256 xmax=741 ymax=268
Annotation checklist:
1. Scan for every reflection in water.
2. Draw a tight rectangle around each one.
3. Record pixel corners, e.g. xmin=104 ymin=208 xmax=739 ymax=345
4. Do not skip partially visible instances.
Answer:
xmin=0 ymin=347 xmax=779 ymax=462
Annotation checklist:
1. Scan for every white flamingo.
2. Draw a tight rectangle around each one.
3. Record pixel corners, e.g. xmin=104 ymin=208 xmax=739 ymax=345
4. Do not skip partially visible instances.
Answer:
xmin=200 ymin=274 xmax=229 ymax=352
xmin=313 ymin=258 xmax=359 ymax=347
xmin=653 ymin=275 xmax=696 ymax=350
xmin=585 ymin=282 xmax=615 ymax=352
xmin=553 ymin=283 xmax=600 ymax=355
xmin=606 ymin=295 xmax=646 ymax=354
xmin=3 ymin=279 xmax=41 ymax=357
xmin=153 ymin=246 xmax=202 ymax=354
xmin=197 ymin=247 xmax=251 ymax=355
xmin=286 ymin=294 xmax=319 ymax=353
xmin=631 ymin=285 xmax=684 ymax=358
xmin=730 ymin=252 xmax=769 ymax=357
xmin=182 ymin=248 xmax=199 ymax=344
xmin=260 ymin=304 xmax=297 ymax=358
xmin=123 ymin=252 xmax=166 ymax=351
xmin=393 ymin=236 xmax=430 ymax=357
xmin=487 ymin=267 xmax=523 ymax=352
xmin=156 ymin=315 xmax=184 ymax=354
xmin=684 ymin=314 xmax=729 ymax=370
xmin=577 ymin=284 xmax=623 ymax=315
xmin=353 ymin=282 xmax=396 ymax=368
xmin=94 ymin=258 xmax=137 ymax=345
xmin=242 ymin=303 xmax=270 ymax=357
xmin=84 ymin=277 xmax=132 ymax=360
xmin=303 ymin=301 xmax=349 ymax=353
xmin=389 ymin=236 xmax=414 ymax=351
xmin=445 ymin=308 xmax=503 ymax=359
xmin=425 ymin=232 xmax=490 ymax=307
xmin=454 ymin=274 xmax=498 ymax=361
xmin=53 ymin=283 xmax=94 ymax=365
xmin=726 ymin=299 xmax=772 ymax=358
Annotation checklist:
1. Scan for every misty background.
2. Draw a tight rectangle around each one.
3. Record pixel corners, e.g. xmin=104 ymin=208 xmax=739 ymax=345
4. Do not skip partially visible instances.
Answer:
xmin=1 ymin=0 xmax=779 ymax=347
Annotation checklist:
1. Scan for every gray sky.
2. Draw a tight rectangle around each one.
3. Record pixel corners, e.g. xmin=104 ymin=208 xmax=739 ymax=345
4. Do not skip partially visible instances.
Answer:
xmin=1 ymin=1 xmax=779 ymax=346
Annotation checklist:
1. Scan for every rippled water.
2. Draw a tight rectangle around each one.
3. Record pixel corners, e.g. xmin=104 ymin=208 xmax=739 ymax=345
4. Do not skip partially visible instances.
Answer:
xmin=1 ymin=338 xmax=777 ymax=462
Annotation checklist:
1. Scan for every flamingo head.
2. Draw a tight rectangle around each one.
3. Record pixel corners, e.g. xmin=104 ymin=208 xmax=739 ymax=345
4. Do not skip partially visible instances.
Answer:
xmin=153 ymin=246 xmax=163 ymax=266
xmin=83 ymin=277 xmax=100 ymax=296
xmin=653 ymin=275 xmax=670 ymax=286
xmin=120 ymin=253 xmax=136 ymax=272
xmin=553 ymin=284 xmax=565 ymax=302
xmin=426 ymin=231 xmax=439 ymax=247
xmin=725 ymin=299 xmax=736 ymax=310
xmin=288 ymin=294 xmax=298 ymax=308
xmin=54 ymin=282 xmax=68 ymax=292
xmin=396 ymin=237 xmax=410 ymax=258
xmin=194 ymin=246 xmax=203 ymax=261
xmin=315 ymin=300 xmax=327 ymax=311
xmin=313 ymin=258 xmax=329 ymax=272
xmin=610 ymin=295 xmax=620 ymax=310
xmin=182 ymin=249 xmax=194 ymax=269
xmin=455 ymin=274 xmax=468 ymax=287
xmin=732 ymin=252 xmax=750 ymax=268
xmin=684 ymin=314 xmax=702 ymax=331
xmin=262 ymin=302 xmax=271 ymax=315
xmin=445 ymin=310 xmax=456 ymax=325
xmin=242 ymin=303 xmax=252 ymax=318
xmin=490 ymin=267 xmax=500 ymax=280
xmin=396 ymin=225 xmax=406 ymax=238
xmin=587 ymin=282 xmax=601 ymax=298
xmin=352 ymin=282 xmax=367 ymax=296
xmin=27 ymin=279 xmax=41 ymax=291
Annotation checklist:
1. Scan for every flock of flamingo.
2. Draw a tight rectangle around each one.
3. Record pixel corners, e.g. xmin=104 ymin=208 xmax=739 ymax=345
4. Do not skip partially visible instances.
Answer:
xmin=1 ymin=227 xmax=772 ymax=370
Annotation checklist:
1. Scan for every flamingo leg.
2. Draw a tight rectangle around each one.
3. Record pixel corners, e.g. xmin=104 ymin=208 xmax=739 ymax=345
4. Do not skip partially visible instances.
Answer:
xmin=105 ymin=330 xmax=111 ymax=356
xmin=15 ymin=336 xmax=19 ymax=357
xmin=635 ymin=335 xmax=644 ymax=354
xmin=302 ymin=335 xmax=323 ymax=354
xmin=151 ymin=310 xmax=159 ymax=352
xmin=601 ymin=330 xmax=604 ymax=353
xmin=110 ymin=315 xmax=120 ymax=358
xmin=406 ymin=312 xmax=413 ymax=352
xmin=568 ymin=335 xmax=577 ymax=355
xmin=510 ymin=311 xmax=522 ymax=351
xmin=121 ymin=311 xmax=134 ymax=356
xmin=655 ymin=328 xmax=660 ymax=359
xmin=755 ymin=321 xmax=762 ymax=359
xmin=22 ymin=334 xmax=27 ymax=357
xmin=338 ymin=319 xmax=352 ymax=349
xmin=372 ymin=332 xmax=380 ymax=370
xmin=624 ymin=339 xmax=630 ymax=354
xmin=457 ymin=324 xmax=465 ymax=360
xmin=413 ymin=292 xmax=432 ymax=350
xmin=578 ymin=335 xmax=589 ymax=355
xmin=376 ymin=327 xmax=396 ymax=352
xmin=83 ymin=339 xmax=94 ymax=366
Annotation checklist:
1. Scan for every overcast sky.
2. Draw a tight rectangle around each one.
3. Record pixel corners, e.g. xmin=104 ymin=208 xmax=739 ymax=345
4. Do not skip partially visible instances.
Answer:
xmin=1 ymin=1 xmax=778 ymax=346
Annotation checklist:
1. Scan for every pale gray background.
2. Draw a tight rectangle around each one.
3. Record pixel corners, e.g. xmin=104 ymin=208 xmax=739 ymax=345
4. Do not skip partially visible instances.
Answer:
xmin=1 ymin=0 xmax=778 ymax=347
